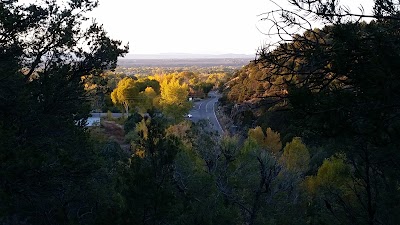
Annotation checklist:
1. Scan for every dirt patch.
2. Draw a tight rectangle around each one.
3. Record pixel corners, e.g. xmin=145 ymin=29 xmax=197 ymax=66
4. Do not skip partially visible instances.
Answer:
xmin=99 ymin=120 xmax=130 ymax=151
xmin=102 ymin=121 xmax=124 ymax=140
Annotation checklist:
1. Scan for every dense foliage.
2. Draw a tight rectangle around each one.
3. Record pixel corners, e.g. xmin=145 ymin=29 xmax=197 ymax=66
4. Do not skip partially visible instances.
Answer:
xmin=221 ymin=1 xmax=400 ymax=225
xmin=0 ymin=0 xmax=128 ymax=224
xmin=85 ymin=70 xmax=229 ymax=113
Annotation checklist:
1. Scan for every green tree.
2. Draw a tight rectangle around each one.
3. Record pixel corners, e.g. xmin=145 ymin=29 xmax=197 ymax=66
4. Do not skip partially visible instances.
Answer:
xmin=121 ymin=115 xmax=181 ymax=225
xmin=171 ymin=121 xmax=240 ymax=225
xmin=304 ymin=154 xmax=354 ymax=225
xmin=174 ymin=122 xmax=305 ymax=225
xmin=214 ymin=133 xmax=305 ymax=225
xmin=280 ymin=137 xmax=310 ymax=173
xmin=305 ymin=154 xmax=351 ymax=195
xmin=257 ymin=1 xmax=400 ymax=224
xmin=0 ymin=0 xmax=128 ymax=224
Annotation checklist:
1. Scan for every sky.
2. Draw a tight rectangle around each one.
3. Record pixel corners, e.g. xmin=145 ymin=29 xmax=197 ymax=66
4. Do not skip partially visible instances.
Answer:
xmin=89 ymin=0 xmax=374 ymax=55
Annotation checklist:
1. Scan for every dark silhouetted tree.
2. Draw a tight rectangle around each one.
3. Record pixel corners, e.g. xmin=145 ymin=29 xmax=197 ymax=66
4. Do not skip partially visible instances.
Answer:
xmin=0 ymin=1 xmax=128 ymax=224
xmin=256 ymin=1 xmax=400 ymax=224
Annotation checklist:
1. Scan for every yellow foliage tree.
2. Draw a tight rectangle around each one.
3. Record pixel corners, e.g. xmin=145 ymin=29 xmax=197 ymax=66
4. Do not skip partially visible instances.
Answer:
xmin=247 ymin=126 xmax=282 ymax=154
xmin=248 ymin=126 xmax=265 ymax=146
xmin=137 ymin=87 xmax=157 ymax=113
xmin=111 ymin=77 xmax=138 ymax=115
xmin=265 ymin=128 xmax=282 ymax=154
xmin=159 ymin=76 xmax=191 ymax=119
xmin=111 ymin=77 xmax=161 ymax=114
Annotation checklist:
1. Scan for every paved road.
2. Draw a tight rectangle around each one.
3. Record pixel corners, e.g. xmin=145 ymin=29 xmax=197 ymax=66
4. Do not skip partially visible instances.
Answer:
xmin=90 ymin=112 xmax=124 ymax=118
xmin=89 ymin=91 xmax=224 ymax=134
xmin=188 ymin=91 xmax=223 ymax=134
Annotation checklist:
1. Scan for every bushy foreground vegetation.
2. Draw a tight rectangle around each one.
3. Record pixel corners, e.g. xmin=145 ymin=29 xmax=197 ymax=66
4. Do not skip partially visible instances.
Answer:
xmin=220 ymin=1 xmax=400 ymax=225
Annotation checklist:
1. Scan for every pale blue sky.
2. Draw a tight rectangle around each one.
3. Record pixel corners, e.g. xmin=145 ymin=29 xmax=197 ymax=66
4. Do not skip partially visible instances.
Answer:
xmin=90 ymin=0 xmax=374 ymax=55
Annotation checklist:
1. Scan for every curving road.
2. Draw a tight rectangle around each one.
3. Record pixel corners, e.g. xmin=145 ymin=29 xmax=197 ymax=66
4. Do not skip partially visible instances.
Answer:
xmin=188 ymin=91 xmax=223 ymax=134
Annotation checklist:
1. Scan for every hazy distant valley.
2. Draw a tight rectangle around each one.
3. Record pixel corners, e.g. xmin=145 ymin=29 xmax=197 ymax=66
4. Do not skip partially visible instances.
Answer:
xmin=118 ymin=53 xmax=254 ymax=68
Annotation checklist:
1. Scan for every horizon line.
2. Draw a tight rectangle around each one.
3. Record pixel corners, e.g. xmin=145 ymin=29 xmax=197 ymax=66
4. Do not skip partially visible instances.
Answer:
xmin=121 ymin=52 xmax=257 ymax=59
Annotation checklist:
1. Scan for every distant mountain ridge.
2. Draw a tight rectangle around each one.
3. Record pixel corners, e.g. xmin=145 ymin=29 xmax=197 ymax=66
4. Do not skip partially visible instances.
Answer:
xmin=123 ymin=53 xmax=255 ymax=59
